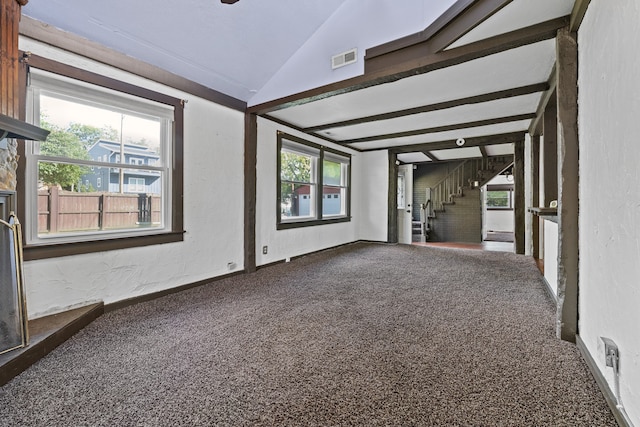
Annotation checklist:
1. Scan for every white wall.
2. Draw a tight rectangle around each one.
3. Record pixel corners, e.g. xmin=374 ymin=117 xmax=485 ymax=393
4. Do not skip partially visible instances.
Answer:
xmin=578 ymin=1 xmax=640 ymax=424
xmin=19 ymin=38 xmax=246 ymax=318
xmin=255 ymin=118 xmax=362 ymax=266
xmin=482 ymin=175 xmax=515 ymax=234
xmin=355 ymin=150 xmax=389 ymax=242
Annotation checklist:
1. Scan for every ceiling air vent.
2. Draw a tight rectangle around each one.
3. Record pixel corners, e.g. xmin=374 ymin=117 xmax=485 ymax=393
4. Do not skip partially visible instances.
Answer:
xmin=331 ymin=48 xmax=357 ymax=70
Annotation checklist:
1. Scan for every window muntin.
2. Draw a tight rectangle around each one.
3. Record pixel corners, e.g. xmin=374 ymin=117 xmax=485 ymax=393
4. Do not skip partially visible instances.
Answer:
xmin=25 ymin=68 xmax=174 ymax=244
xmin=277 ymin=133 xmax=350 ymax=228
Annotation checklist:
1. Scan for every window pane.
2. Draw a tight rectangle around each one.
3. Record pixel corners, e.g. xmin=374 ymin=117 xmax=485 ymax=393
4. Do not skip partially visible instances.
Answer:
xmin=39 ymin=95 xmax=163 ymax=164
xmin=323 ymin=159 xmax=342 ymax=186
xmin=37 ymin=161 xmax=163 ymax=237
xmin=281 ymin=182 xmax=316 ymax=219
xmin=322 ymin=186 xmax=345 ymax=216
xmin=486 ymin=190 xmax=510 ymax=208
xmin=280 ymin=151 xmax=311 ymax=183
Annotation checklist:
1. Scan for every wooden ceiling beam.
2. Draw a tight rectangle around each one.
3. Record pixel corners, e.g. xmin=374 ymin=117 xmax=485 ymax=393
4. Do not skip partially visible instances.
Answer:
xmin=249 ymin=16 xmax=568 ymax=115
xmin=423 ymin=151 xmax=440 ymax=162
xmin=339 ymin=113 xmax=535 ymax=144
xmin=528 ymin=64 xmax=557 ymax=135
xmin=365 ymin=0 xmax=476 ymax=60
xmin=303 ymin=82 xmax=548 ymax=132
xmin=570 ymin=0 xmax=591 ymax=32
xmin=371 ymin=131 xmax=525 ymax=154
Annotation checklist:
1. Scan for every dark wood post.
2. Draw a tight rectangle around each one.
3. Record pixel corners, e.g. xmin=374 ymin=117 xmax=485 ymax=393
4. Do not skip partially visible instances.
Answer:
xmin=530 ymin=134 xmax=541 ymax=259
xmin=543 ymin=91 xmax=558 ymax=206
xmin=387 ymin=150 xmax=398 ymax=243
xmin=244 ymin=112 xmax=257 ymax=273
xmin=556 ymin=26 xmax=579 ymax=343
xmin=513 ymin=139 xmax=525 ymax=254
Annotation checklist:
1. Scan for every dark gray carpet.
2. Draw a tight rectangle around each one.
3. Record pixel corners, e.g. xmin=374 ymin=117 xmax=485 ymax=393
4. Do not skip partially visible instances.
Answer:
xmin=0 ymin=243 xmax=615 ymax=426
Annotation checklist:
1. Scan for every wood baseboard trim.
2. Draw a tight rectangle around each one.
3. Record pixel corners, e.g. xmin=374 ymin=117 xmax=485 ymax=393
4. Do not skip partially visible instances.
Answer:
xmin=576 ymin=335 xmax=634 ymax=427
xmin=104 ymin=270 xmax=246 ymax=313
xmin=0 ymin=302 xmax=104 ymax=387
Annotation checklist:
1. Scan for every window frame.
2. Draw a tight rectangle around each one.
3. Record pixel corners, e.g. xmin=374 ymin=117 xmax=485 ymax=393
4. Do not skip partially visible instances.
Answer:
xmin=485 ymin=183 xmax=514 ymax=211
xmin=276 ymin=132 xmax=351 ymax=230
xmin=19 ymin=55 xmax=184 ymax=260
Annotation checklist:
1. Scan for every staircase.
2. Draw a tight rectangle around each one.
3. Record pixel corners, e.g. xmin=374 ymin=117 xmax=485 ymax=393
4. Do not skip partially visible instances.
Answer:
xmin=417 ymin=156 xmax=513 ymax=242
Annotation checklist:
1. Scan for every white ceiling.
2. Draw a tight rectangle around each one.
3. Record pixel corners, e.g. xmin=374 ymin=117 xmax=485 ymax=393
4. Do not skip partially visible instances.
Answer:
xmin=21 ymin=0 xmax=576 ymax=163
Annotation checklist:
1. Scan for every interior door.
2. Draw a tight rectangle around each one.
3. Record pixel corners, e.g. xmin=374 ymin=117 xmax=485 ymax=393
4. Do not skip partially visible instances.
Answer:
xmin=397 ymin=164 xmax=413 ymax=244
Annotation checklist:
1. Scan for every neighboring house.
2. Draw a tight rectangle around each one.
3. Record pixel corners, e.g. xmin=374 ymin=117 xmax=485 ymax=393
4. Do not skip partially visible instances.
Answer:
xmin=82 ymin=140 xmax=161 ymax=194
xmin=288 ymin=185 xmax=341 ymax=217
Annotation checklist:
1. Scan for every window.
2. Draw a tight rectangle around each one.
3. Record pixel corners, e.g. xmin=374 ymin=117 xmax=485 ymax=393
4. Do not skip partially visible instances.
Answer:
xmin=128 ymin=177 xmax=146 ymax=193
xmin=485 ymin=184 xmax=514 ymax=210
xmin=277 ymin=132 xmax=350 ymax=229
xmin=22 ymin=58 xmax=184 ymax=259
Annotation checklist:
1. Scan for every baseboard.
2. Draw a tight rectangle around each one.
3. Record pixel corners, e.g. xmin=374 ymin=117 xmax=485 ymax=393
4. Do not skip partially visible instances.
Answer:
xmin=541 ymin=275 xmax=558 ymax=304
xmin=105 ymin=269 xmax=246 ymax=313
xmin=576 ymin=335 xmax=634 ymax=427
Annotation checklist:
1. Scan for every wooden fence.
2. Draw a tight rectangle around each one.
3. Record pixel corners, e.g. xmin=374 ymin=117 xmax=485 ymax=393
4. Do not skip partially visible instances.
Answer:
xmin=38 ymin=186 xmax=161 ymax=233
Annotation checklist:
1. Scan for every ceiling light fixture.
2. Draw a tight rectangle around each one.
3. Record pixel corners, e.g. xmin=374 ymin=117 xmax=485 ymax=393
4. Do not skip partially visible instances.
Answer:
xmin=456 ymin=137 xmax=465 ymax=147
xmin=221 ymin=0 xmax=239 ymax=4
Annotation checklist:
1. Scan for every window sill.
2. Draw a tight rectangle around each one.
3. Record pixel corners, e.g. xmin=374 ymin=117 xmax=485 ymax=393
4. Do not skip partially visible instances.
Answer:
xmin=277 ymin=216 xmax=351 ymax=230
xmin=23 ymin=231 xmax=185 ymax=261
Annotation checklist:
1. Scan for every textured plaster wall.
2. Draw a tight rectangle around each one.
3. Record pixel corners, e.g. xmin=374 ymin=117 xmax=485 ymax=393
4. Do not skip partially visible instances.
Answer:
xmin=578 ymin=1 xmax=640 ymax=424
xmin=19 ymin=38 xmax=245 ymax=318
xmin=255 ymin=118 xmax=361 ymax=266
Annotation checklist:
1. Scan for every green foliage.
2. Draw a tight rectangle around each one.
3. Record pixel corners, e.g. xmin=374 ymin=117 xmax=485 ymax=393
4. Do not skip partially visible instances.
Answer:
xmin=323 ymin=160 xmax=342 ymax=186
xmin=38 ymin=121 xmax=91 ymax=190
xmin=66 ymin=123 xmax=119 ymax=148
xmin=281 ymin=152 xmax=311 ymax=183
xmin=38 ymin=120 xmax=120 ymax=191
xmin=486 ymin=190 xmax=509 ymax=207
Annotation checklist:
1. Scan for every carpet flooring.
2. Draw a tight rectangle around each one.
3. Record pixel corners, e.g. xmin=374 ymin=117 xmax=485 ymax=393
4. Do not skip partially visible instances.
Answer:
xmin=0 ymin=243 xmax=616 ymax=426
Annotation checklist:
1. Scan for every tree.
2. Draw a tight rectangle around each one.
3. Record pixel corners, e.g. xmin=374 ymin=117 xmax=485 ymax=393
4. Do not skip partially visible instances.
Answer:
xmin=39 ymin=121 xmax=91 ymax=191
xmin=66 ymin=122 xmax=118 ymax=149
xmin=280 ymin=152 xmax=311 ymax=216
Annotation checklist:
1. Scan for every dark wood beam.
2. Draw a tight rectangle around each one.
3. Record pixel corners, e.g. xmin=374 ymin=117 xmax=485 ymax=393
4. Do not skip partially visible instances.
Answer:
xmin=366 ymin=0 xmax=476 ymax=60
xmin=248 ymin=17 xmax=568 ymax=115
xmin=19 ymin=16 xmax=247 ymax=112
xmin=261 ymin=114 xmax=352 ymax=149
xmin=362 ymin=131 xmax=525 ymax=153
xmin=339 ymin=113 xmax=534 ymax=144
xmin=529 ymin=64 xmax=557 ymax=135
xmin=570 ymin=0 xmax=592 ymax=32
xmin=479 ymin=145 xmax=488 ymax=158
xmin=555 ymin=27 xmax=579 ymax=343
xmin=426 ymin=0 xmax=514 ymax=53
xmin=423 ymin=151 xmax=440 ymax=162
xmin=244 ymin=113 xmax=257 ymax=273
xmin=304 ymin=82 xmax=548 ymax=132
xmin=365 ymin=16 xmax=566 ymax=75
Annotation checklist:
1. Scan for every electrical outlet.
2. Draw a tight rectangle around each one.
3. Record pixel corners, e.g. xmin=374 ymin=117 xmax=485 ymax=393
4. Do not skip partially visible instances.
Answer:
xmin=262 ymin=245 xmax=268 ymax=255
xmin=601 ymin=337 xmax=619 ymax=370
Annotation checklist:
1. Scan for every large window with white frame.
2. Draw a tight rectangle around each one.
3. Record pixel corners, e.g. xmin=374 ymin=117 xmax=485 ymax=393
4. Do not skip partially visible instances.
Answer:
xmin=277 ymin=132 xmax=350 ymax=229
xmin=22 ymin=61 xmax=184 ymax=257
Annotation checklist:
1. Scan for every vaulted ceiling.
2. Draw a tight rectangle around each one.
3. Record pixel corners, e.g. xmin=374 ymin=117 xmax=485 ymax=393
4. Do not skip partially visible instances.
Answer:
xmin=21 ymin=0 xmax=580 ymax=162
